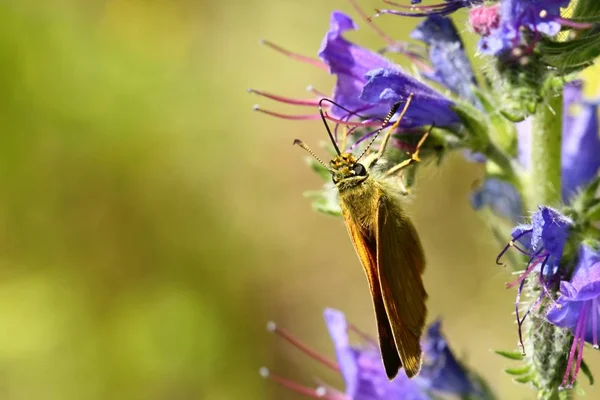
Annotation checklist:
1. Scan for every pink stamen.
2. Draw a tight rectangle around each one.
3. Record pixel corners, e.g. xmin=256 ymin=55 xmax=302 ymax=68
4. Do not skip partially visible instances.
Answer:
xmin=324 ymin=113 xmax=385 ymax=127
xmin=562 ymin=303 xmax=587 ymax=387
xmin=573 ymin=319 xmax=587 ymax=386
xmin=248 ymin=89 xmax=320 ymax=106
xmin=349 ymin=323 xmax=377 ymax=345
xmin=268 ymin=322 xmax=339 ymax=372
xmin=347 ymin=0 xmax=395 ymax=45
xmin=253 ymin=106 xmax=320 ymax=121
xmin=260 ymin=368 xmax=327 ymax=398
xmin=556 ymin=18 xmax=594 ymax=30
xmin=306 ymin=85 xmax=328 ymax=98
xmin=593 ymin=298 xmax=598 ymax=348
xmin=505 ymin=257 xmax=542 ymax=289
xmin=260 ymin=40 xmax=329 ymax=71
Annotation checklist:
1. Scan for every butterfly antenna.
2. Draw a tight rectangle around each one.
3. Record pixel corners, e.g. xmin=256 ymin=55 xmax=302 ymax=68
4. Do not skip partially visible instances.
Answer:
xmin=293 ymin=139 xmax=333 ymax=172
xmin=356 ymin=93 xmax=414 ymax=161
xmin=318 ymin=99 xmax=342 ymax=155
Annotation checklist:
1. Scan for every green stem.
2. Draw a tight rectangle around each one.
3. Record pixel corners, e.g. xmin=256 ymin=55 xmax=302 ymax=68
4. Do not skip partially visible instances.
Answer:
xmin=528 ymin=93 xmax=563 ymax=209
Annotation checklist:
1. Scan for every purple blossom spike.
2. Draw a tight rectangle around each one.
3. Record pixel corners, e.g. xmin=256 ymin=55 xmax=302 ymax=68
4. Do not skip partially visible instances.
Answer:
xmin=476 ymin=0 xmax=571 ymax=56
xmin=360 ymin=68 xmax=460 ymax=128
xmin=517 ymin=81 xmax=600 ymax=202
xmin=318 ymin=11 xmax=394 ymax=119
xmin=410 ymin=15 xmax=479 ymax=105
xmin=546 ymin=244 xmax=600 ymax=387
xmin=498 ymin=206 xmax=573 ymax=350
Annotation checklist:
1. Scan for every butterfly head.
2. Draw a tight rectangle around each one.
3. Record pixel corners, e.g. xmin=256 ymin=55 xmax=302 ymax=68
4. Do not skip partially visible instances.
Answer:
xmin=330 ymin=153 xmax=369 ymax=186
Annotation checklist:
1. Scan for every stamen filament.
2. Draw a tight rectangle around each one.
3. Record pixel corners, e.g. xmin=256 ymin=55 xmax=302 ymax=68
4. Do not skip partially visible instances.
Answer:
xmin=267 ymin=322 xmax=339 ymax=372
xmin=259 ymin=368 xmax=327 ymax=398
xmin=324 ymin=113 xmax=384 ymax=127
xmin=347 ymin=0 xmax=395 ymax=45
xmin=248 ymin=89 xmax=321 ymax=106
xmin=562 ymin=303 xmax=587 ymax=387
xmin=556 ymin=18 xmax=594 ymax=30
xmin=505 ymin=257 xmax=542 ymax=289
xmin=593 ymin=298 xmax=598 ymax=348
xmin=572 ymin=305 xmax=589 ymax=385
xmin=306 ymin=85 xmax=328 ymax=98
xmin=260 ymin=40 xmax=329 ymax=71
xmin=253 ymin=106 xmax=320 ymax=120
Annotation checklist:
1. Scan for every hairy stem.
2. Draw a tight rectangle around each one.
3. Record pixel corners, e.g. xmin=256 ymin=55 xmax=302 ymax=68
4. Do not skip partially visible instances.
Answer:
xmin=528 ymin=93 xmax=563 ymax=208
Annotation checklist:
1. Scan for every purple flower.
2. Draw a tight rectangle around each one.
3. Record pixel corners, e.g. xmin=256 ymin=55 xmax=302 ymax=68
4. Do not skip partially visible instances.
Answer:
xmin=324 ymin=309 xmax=430 ymax=400
xmin=260 ymin=309 xmax=430 ymax=400
xmin=410 ymin=15 xmax=479 ymax=105
xmin=546 ymin=244 xmax=600 ymax=387
xmin=261 ymin=309 xmax=490 ymax=399
xmin=477 ymin=0 xmax=571 ymax=56
xmin=421 ymin=320 xmax=482 ymax=396
xmin=318 ymin=11 xmax=394 ymax=119
xmin=498 ymin=206 xmax=573 ymax=349
xmin=360 ymin=68 xmax=460 ymax=128
xmin=517 ymin=81 xmax=600 ymax=202
xmin=470 ymin=178 xmax=523 ymax=221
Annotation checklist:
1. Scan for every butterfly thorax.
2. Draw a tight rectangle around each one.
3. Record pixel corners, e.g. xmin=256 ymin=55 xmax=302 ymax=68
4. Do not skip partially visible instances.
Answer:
xmin=330 ymin=153 xmax=369 ymax=191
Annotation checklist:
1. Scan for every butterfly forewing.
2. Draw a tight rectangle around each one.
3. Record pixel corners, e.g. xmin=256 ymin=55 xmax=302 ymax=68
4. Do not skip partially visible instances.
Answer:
xmin=376 ymin=197 xmax=427 ymax=378
xmin=341 ymin=207 xmax=403 ymax=379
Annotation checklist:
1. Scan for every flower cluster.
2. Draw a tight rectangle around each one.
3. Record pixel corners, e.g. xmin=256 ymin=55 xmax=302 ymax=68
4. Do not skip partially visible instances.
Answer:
xmin=261 ymin=309 xmax=492 ymax=399
xmin=252 ymin=0 xmax=600 ymax=397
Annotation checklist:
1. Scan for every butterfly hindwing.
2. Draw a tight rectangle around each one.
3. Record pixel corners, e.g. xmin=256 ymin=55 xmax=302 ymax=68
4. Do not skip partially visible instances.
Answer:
xmin=376 ymin=196 xmax=428 ymax=378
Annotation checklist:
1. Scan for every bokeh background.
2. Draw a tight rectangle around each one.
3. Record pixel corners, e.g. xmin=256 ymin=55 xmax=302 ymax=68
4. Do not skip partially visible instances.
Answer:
xmin=1 ymin=1 xmax=599 ymax=399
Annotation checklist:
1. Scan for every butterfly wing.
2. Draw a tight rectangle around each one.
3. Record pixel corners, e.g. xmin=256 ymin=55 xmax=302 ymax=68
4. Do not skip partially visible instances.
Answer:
xmin=376 ymin=196 xmax=427 ymax=378
xmin=341 ymin=207 xmax=402 ymax=380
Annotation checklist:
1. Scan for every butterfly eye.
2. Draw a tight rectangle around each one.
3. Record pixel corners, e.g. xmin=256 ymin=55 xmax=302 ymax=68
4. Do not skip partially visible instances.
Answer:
xmin=352 ymin=163 xmax=367 ymax=176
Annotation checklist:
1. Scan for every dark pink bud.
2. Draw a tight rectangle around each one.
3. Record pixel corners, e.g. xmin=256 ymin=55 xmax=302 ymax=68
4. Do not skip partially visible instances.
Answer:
xmin=469 ymin=4 xmax=500 ymax=36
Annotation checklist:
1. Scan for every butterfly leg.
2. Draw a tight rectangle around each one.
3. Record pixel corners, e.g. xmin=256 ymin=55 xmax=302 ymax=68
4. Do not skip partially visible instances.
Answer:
xmin=375 ymin=93 xmax=415 ymax=159
xmin=385 ymin=128 xmax=431 ymax=177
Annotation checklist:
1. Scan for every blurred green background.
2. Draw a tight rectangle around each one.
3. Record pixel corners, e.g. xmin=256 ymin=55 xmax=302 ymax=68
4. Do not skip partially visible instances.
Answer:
xmin=0 ymin=1 xmax=598 ymax=399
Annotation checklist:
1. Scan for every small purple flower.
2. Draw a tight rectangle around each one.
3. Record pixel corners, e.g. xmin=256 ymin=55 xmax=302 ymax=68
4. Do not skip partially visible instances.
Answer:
xmin=410 ymin=15 xmax=479 ymax=105
xmin=517 ymin=81 xmax=600 ymax=202
xmin=477 ymin=0 xmax=571 ymax=56
xmin=421 ymin=320 xmax=482 ymax=396
xmin=470 ymin=178 xmax=523 ymax=221
xmin=360 ymin=68 xmax=460 ymax=128
xmin=318 ymin=11 xmax=394 ymax=119
xmin=498 ymin=206 xmax=573 ymax=350
xmin=546 ymin=244 xmax=600 ymax=387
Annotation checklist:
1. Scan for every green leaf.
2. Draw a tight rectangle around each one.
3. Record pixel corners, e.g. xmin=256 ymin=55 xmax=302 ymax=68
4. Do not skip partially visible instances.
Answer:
xmin=586 ymin=201 xmax=600 ymax=222
xmin=570 ymin=0 xmax=600 ymax=23
xmin=513 ymin=373 xmax=534 ymax=384
xmin=304 ymin=186 xmax=341 ymax=217
xmin=539 ymin=28 xmax=600 ymax=72
xmin=494 ymin=349 xmax=524 ymax=360
xmin=306 ymin=157 xmax=331 ymax=182
xmin=581 ymin=358 xmax=595 ymax=386
xmin=504 ymin=365 xmax=531 ymax=376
